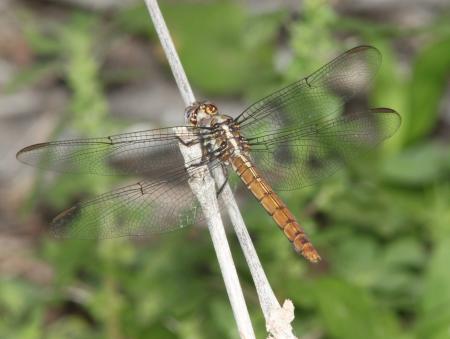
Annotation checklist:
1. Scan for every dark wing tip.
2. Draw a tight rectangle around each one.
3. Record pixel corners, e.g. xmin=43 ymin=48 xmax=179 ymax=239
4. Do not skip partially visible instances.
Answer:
xmin=50 ymin=205 xmax=80 ymax=239
xmin=346 ymin=45 xmax=382 ymax=65
xmin=347 ymin=45 xmax=381 ymax=58
xmin=370 ymin=107 xmax=402 ymax=137
xmin=371 ymin=107 xmax=397 ymax=113
xmin=16 ymin=142 xmax=49 ymax=162
xmin=348 ymin=45 xmax=379 ymax=53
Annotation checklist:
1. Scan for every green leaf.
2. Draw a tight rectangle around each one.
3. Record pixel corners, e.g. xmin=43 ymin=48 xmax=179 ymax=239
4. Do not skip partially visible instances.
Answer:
xmin=43 ymin=237 xmax=97 ymax=285
xmin=416 ymin=238 xmax=450 ymax=339
xmin=0 ymin=279 xmax=36 ymax=317
xmin=382 ymin=142 xmax=450 ymax=186
xmin=14 ymin=310 xmax=43 ymax=339
xmin=382 ymin=237 xmax=426 ymax=268
xmin=330 ymin=235 xmax=382 ymax=287
xmin=423 ymin=185 xmax=450 ymax=241
xmin=406 ymin=37 xmax=450 ymax=144
xmin=313 ymin=278 xmax=405 ymax=339
xmin=0 ymin=279 xmax=47 ymax=339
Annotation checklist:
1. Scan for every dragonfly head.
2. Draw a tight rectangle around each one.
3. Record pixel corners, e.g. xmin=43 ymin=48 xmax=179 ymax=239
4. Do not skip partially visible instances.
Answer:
xmin=185 ymin=101 xmax=218 ymax=126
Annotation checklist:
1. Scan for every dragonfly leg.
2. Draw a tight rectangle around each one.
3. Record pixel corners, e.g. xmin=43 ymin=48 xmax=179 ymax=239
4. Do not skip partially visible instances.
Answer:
xmin=175 ymin=136 xmax=200 ymax=147
xmin=215 ymin=167 xmax=229 ymax=196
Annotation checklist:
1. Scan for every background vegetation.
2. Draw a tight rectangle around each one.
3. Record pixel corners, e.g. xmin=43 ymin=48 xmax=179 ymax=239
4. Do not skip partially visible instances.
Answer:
xmin=1 ymin=0 xmax=450 ymax=338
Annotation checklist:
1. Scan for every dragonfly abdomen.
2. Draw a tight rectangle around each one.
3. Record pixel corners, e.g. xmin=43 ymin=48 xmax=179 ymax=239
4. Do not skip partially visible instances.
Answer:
xmin=231 ymin=155 xmax=321 ymax=263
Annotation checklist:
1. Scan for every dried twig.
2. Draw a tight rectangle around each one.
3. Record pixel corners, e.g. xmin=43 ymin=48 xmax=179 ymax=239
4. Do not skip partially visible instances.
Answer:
xmin=143 ymin=1 xmax=297 ymax=338
xmin=144 ymin=1 xmax=255 ymax=338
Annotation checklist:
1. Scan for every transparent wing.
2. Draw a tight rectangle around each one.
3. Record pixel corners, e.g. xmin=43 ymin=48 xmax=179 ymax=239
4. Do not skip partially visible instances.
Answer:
xmin=235 ymin=46 xmax=381 ymax=137
xmin=51 ymin=160 xmax=226 ymax=239
xmin=17 ymin=126 xmax=229 ymax=238
xmin=246 ymin=108 xmax=401 ymax=191
xmin=16 ymin=127 xmax=214 ymax=176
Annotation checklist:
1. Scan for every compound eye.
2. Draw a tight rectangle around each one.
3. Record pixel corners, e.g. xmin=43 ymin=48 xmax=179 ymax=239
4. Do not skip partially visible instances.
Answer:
xmin=205 ymin=104 xmax=218 ymax=115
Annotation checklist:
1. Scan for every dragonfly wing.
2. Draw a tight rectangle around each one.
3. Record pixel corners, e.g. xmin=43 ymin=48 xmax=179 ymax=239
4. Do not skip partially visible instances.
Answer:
xmin=235 ymin=46 xmax=381 ymax=136
xmin=18 ymin=125 xmax=228 ymax=238
xmin=247 ymin=108 xmax=401 ymax=191
xmin=17 ymin=127 xmax=214 ymax=176
xmin=50 ymin=160 xmax=225 ymax=239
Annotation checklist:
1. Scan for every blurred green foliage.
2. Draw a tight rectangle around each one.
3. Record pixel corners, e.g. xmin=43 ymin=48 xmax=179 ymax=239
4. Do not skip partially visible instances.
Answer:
xmin=117 ymin=1 xmax=284 ymax=96
xmin=407 ymin=38 xmax=450 ymax=144
xmin=3 ymin=0 xmax=450 ymax=338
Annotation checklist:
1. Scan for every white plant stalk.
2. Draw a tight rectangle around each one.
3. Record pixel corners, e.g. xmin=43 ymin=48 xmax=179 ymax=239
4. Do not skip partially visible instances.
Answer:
xmin=144 ymin=0 xmax=297 ymax=338
xmin=213 ymin=168 xmax=297 ymax=338
xmin=145 ymin=1 xmax=254 ymax=338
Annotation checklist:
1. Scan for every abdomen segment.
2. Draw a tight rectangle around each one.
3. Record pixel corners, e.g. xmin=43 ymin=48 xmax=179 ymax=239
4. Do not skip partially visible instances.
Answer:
xmin=231 ymin=155 xmax=321 ymax=263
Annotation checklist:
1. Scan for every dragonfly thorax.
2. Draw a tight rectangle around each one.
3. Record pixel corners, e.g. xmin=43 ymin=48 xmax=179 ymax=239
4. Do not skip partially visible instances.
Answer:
xmin=185 ymin=101 xmax=250 ymax=162
xmin=210 ymin=114 xmax=250 ymax=163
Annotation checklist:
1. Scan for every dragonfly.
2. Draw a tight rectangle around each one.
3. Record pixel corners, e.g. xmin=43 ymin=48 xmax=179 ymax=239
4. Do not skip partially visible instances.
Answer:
xmin=17 ymin=46 xmax=401 ymax=263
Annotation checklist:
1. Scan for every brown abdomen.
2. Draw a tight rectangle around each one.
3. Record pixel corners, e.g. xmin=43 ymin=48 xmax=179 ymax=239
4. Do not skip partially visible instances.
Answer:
xmin=231 ymin=155 xmax=321 ymax=263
